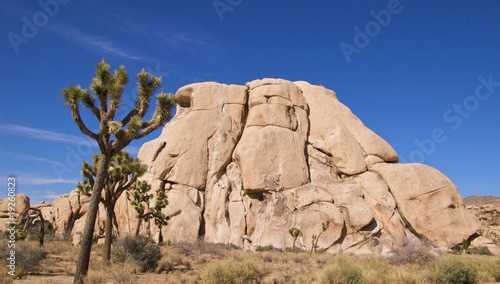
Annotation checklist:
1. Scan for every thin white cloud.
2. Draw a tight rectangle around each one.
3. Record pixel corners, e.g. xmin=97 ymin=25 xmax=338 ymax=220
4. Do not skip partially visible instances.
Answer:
xmin=0 ymin=151 xmax=62 ymax=164
xmin=20 ymin=177 xmax=78 ymax=186
xmin=0 ymin=123 xmax=96 ymax=146
xmin=102 ymin=12 xmax=223 ymax=54
xmin=49 ymin=23 xmax=142 ymax=60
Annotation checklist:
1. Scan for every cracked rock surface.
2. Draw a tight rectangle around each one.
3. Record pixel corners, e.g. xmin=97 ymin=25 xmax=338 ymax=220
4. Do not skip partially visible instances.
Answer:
xmin=122 ymin=78 xmax=480 ymax=254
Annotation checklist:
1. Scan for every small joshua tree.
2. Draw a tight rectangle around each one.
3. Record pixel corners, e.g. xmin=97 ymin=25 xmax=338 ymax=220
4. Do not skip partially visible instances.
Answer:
xmin=311 ymin=220 xmax=330 ymax=253
xmin=127 ymin=182 xmax=177 ymax=242
xmin=289 ymin=227 xmax=303 ymax=253
xmin=77 ymin=150 xmax=148 ymax=264
xmin=18 ymin=208 xmax=45 ymax=246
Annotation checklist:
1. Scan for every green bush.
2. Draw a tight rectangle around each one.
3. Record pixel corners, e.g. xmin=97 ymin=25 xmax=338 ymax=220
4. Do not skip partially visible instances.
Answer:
xmin=112 ymin=235 xmax=161 ymax=272
xmin=428 ymin=256 xmax=478 ymax=284
xmin=201 ymin=259 xmax=265 ymax=284
xmin=321 ymin=257 xmax=367 ymax=284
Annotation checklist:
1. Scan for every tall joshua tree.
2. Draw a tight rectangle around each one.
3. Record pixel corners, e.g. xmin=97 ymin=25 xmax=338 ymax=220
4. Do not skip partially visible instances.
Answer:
xmin=77 ymin=150 xmax=147 ymax=264
xmin=62 ymin=60 xmax=176 ymax=284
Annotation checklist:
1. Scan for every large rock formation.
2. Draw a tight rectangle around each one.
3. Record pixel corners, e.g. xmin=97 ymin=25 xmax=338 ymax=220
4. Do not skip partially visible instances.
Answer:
xmin=0 ymin=79 xmax=483 ymax=255
xmin=116 ymin=78 xmax=480 ymax=254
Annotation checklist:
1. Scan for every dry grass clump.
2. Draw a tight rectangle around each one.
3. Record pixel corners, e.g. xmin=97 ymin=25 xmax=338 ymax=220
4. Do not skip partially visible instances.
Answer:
xmin=0 ymin=264 xmax=14 ymax=284
xmin=199 ymin=258 xmax=267 ymax=284
xmin=42 ymin=239 xmax=74 ymax=255
xmin=171 ymin=240 xmax=232 ymax=257
xmin=320 ymin=255 xmax=367 ymax=284
xmin=483 ymin=256 xmax=500 ymax=281
xmin=84 ymin=262 xmax=139 ymax=284
xmin=388 ymin=238 xmax=435 ymax=265
xmin=0 ymin=240 xmax=47 ymax=279
xmin=426 ymin=255 xmax=478 ymax=284
xmin=155 ymin=251 xmax=191 ymax=274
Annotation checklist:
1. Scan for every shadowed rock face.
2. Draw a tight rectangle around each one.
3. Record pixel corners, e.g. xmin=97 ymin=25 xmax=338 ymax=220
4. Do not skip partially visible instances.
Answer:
xmin=126 ymin=78 xmax=479 ymax=254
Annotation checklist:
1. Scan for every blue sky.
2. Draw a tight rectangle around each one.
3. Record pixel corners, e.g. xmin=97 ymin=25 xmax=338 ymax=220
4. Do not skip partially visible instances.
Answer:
xmin=1 ymin=0 xmax=499 ymax=204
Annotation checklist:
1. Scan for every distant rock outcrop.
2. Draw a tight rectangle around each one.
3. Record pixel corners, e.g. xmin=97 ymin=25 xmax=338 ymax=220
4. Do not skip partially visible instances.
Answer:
xmin=465 ymin=196 xmax=500 ymax=254
xmin=0 ymin=194 xmax=30 ymax=232
xmin=0 ymin=79 xmax=486 ymax=255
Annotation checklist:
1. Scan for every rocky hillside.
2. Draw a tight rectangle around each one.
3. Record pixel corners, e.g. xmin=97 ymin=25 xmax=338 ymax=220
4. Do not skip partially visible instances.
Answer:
xmin=0 ymin=79 xmax=487 ymax=255
xmin=465 ymin=196 xmax=500 ymax=248
xmin=464 ymin=195 xmax=500 ymax=206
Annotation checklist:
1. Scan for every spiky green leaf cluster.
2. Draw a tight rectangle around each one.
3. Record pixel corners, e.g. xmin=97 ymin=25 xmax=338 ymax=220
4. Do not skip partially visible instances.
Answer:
xmin=289 ymin=227 xmax=303 ymax=238
xmin=322 ymin=220 xmax=330 ymax=232
xmin=77 ymin=151 xmax=147 ymax=210
xmin=126 ymin=180 xmax=152 ymax=216
xmin=62 ymin=85 xmax=89 ymax=108
xmin=61 ymin=60 xmax=177 ymax=155
xmin=127 ymin=182 xmax=172 ymax=232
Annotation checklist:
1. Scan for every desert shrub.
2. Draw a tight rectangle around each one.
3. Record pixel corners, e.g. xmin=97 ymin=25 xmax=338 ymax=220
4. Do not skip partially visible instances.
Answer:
xmin=261 ymin=253 xmax=274 ymax=263
xmin=360 ymin=256 xmax=394 ymax=283
xmin=84 ymin=269 xmax=109 ymax=284
xmin=109 ymin=263 xmax=139 ymax=284
xmin=389 ymin=238 xmax=434 ymax=265
xmin=256 ymin=244 xmax=282 ymax=253
xmin=0 ymin=264 xmax=14 ymax=284
xmin=85 ymin=262 xmax=138 ymax=284
xmin=200 ymin=258 xmax=265 ymax=284
xmin=427 ymin=256 xmax=478 ymax=284
xmin=466 ymin=246 xmax=491 ymax=255
xmin=155 ymin=252 xmax=191 ymax=274
xmin=0 ymin=242 xmax=47 ymax=278
xmin=172 ymin=240 xmax=230 ymax=257
xmin=112 ymin=235 xmax=161 ymax=272
xmin=483 ymin=257 xmax=500 ymax=281
xmin=42 ymin=239 xmax=74 ymax=255
xmin=321 ymin=257 xmax=367 ymax=284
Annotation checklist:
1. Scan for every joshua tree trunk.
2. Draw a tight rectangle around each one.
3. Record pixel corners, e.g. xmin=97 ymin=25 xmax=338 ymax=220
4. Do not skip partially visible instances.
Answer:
xmin=135 ymin=218 xmax=142 ymax=236
xmin=39 ymin=212 xmax=45 ymax=247
xmin=103 ymin=200 xmax=116 ymax=264
xmin=73 ymin=156 xmax=109 ymax=284
xmin=158 ymin=229 xmax=163 ymax=244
